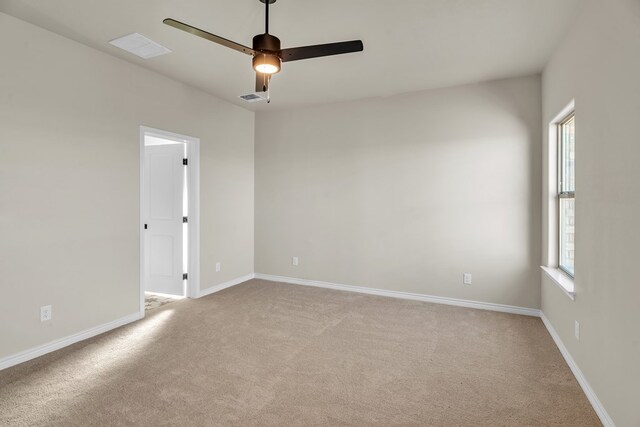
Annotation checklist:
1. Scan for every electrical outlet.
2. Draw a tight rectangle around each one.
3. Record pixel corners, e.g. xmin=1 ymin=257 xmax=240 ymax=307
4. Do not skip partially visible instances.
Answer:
xmin=574 ymin=321 xmax=580 ymax=340
xmin=40 ymin=305 xmax=52 ymax=322
xmin=463 ymin=273 xmax=472 ymax=285
xmin=215 ymin=262 xmax=221 ymax=272
xmin=292 ymin=256 xmax=299 ymax=266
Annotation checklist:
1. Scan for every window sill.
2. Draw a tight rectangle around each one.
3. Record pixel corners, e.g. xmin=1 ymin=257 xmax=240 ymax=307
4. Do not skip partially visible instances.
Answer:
xmin=541 ymin=266 xmax=575 ymax=301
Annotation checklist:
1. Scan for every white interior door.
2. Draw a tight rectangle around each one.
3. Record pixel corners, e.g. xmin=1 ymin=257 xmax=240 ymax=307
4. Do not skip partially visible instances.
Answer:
xmin=144 ymin=143 xmax=185 ymax=296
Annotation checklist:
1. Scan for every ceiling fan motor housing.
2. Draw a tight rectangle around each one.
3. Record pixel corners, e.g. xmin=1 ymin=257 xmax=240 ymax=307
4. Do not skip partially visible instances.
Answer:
xmin=253 ymin=33 xmax=281 ymax=53
xmin=252 ymin=33 xmax=282 ymax=74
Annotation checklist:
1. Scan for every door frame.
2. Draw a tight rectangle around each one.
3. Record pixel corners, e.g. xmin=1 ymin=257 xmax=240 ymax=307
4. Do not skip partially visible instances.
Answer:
xmin=139 ymin=126 xmax=200 ymax=315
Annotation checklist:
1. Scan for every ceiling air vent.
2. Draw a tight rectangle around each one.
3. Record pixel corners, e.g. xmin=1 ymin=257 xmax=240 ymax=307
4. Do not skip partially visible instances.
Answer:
xmin=109 ymin=33 xmax=171 ymax=59
xmin=239 ymin=93 xmax=267 ymax=103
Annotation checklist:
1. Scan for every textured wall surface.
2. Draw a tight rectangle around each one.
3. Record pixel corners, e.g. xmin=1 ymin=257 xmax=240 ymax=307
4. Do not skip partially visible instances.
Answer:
xmin=256 ymin=75 xmax=542 ymax=309
xmin=0 ymin=12 xmax=254 ymax=359
xmin=541 ymin=1 xmax=640 ymax=425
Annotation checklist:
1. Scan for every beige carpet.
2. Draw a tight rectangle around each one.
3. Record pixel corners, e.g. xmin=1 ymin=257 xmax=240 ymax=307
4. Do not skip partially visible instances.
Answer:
xmin=0 ymin=279 xmax=600 ymax=426
xmin=145 ymin=292 xmax=181 ymax=311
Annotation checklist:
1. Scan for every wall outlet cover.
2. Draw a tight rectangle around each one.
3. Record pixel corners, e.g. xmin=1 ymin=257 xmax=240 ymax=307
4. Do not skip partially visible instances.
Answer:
xmin=463 ymin=273 xmax=472 ymax=285
xmin=40 ymin=305 xmax=52 ymax=322
xmin=292 ymin=256 xmax=299 ymax=266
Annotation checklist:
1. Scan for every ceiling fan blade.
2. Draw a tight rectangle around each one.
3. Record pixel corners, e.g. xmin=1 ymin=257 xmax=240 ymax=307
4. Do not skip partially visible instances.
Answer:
xmin=163 ymin=18 xmax=255 ymax=56
xmin=280 ymin=40 xmax=363 ymax=62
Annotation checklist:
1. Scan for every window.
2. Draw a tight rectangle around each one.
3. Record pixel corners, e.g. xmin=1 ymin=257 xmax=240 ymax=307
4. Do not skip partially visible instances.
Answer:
xmin=558 ymin=112 xmax=575 ymax=276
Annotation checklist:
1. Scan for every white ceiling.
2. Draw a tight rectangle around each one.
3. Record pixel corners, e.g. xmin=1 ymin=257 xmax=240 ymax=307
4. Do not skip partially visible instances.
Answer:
xmin=0 ymin=0 xmax=582 ymax=111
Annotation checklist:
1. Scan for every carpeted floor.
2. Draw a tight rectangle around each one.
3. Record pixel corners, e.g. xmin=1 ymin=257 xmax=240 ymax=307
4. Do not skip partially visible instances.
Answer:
xmin=0 ymin=279 xmax=600 ymax=426
xmin=145 ymin=292 xmax=181 ymax=311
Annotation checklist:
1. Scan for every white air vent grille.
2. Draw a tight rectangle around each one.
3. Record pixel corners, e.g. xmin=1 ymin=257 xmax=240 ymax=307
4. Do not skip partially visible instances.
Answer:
xmin=239 ymin=93 xmax=267 ymax=103
xmin=109 ymin=33 xmax=171 ymax=59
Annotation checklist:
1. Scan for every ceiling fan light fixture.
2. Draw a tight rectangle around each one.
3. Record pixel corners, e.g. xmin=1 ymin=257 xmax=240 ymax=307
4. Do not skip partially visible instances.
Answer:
xmin=253 ymin=53 xmax=281 ymax=74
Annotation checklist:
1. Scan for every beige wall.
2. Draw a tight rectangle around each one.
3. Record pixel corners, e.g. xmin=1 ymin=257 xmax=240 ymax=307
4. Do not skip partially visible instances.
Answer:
xmin=541 ymin=1 xmax=640 ymax=425
xmin=0 ymin=13 xmax=254 ymax=359
xmin=255 ymin=76 xmax=542 ymax=309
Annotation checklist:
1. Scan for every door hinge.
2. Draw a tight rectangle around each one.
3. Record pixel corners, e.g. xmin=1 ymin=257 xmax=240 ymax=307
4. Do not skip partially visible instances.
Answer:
xmin=183 ymin=216 xmax=188 ymax=223
xmin=183 ymin=158 xmax=188 ymax=166
xmin=183 ymin=273 xmax=188 ymax=280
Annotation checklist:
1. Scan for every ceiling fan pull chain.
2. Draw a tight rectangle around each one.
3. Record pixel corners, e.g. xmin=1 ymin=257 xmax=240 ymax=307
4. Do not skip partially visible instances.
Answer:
xmin=267 ymin=75 xmax=271 ymax=103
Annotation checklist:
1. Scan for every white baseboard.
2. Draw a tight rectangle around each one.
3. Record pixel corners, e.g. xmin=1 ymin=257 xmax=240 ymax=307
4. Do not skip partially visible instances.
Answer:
xmin=540 ymin=312 xmax=615 ymax=427
xmin=197 ymin=273 xmax=255 ymax=298
xmin=0 ymin=311 xmax=143 ymax=371
xmin=254 ymin=273 xmax=540 ymax=317
xmin=0 ymin=273 xmax=253 ymax=371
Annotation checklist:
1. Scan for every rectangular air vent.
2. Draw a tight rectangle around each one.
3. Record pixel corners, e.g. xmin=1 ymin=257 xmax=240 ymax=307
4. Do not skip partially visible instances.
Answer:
xmin=239 ymin=93 xmax=267 ymax=103
xmin=109 ymin=33 xmax=171 ymax=59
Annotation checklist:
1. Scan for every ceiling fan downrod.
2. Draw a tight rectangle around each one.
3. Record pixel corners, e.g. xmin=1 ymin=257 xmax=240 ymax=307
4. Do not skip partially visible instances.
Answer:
xmin=259 ymin=0 xmax=276 ymax=34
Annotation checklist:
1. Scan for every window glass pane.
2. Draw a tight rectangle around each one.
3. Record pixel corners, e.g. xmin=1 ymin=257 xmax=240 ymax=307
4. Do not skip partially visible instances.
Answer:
xmin=560 ymin=197 xmax=575 ymax=276
xmin=560 ymin=115 xmax=575 ymax=193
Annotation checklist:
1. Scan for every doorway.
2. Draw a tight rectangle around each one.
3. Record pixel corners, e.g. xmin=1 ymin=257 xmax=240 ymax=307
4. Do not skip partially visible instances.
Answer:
xmin=140 ymin=127 xmax=200 ymax=314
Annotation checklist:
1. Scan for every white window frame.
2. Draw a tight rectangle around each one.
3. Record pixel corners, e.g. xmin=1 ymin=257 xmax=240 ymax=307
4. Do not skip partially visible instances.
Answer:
xmin=542 ymin=100 xmax=576 ymax=300
xmin=557 ymin=111 xmax=575 ymax=277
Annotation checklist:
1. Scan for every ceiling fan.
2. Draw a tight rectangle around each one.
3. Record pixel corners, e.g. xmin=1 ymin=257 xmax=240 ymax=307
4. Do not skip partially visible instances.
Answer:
xmin=163 ymin=0 xmax=364 ymax=103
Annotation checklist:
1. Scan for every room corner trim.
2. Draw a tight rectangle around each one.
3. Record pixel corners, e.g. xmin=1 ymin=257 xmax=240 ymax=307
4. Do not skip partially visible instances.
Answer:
xmin=254 ymin=273 xmax=540 ymax=317
xmin=540 ymin=312 xmax=616 ymax=427
xmin=197 ymin=273 xmax=256 ymax=298
xmin=0 ymin=311 xmax=144 ymax=371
